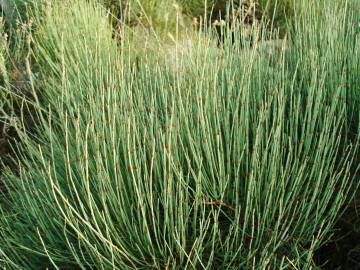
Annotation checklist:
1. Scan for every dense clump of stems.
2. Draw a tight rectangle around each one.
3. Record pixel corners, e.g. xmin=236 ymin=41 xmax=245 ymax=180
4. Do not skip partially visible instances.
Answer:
xmin=0 ymin=0 xmax=359 ymax=269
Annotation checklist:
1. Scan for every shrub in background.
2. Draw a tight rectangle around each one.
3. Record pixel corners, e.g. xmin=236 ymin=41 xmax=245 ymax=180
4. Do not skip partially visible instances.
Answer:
xmin=0 ymin=0 xmax=33 ymax=28
xmin=100 ymin=0 xmax=186 ymax=36
xmin=179 ymin=0 xmax=294 ymax=34
xmin=100 ymin=0 xmax=295 ymax=42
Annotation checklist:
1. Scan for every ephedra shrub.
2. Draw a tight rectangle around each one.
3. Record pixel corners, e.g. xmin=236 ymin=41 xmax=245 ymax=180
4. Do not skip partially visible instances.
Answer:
xmin=0 ymin=0 xmax=359 ymax=269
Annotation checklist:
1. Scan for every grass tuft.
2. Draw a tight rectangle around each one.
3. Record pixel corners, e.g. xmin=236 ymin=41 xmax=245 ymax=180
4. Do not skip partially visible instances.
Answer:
xmin=0 ymin=0 xmax=359 ymax=269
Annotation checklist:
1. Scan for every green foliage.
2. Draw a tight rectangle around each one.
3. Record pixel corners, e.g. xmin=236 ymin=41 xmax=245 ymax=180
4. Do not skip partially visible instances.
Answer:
xmin=1 ymin=0 xmax=33 ymax=27
xmin=0 ymin=17 xmax=9 ymax=156
xmin=0 ymin=18 xmax=9 ymax=89
xmin=0 ymin=0 xmax=359 ymax=269
xmin=100 ymin=0 xmax=184 ymax=36
xmin=258 ymin=0 xmax=294 ymax=35
xmin=100 ymin=0 xmax=295 ymax=38
xmin=180 ymin=0 xmax=294 ymax=32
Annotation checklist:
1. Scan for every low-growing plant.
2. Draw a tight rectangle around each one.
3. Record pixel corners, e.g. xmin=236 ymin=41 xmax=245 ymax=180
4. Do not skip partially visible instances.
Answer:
xmin=0 ymin=0 xmax=359 ymax=269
